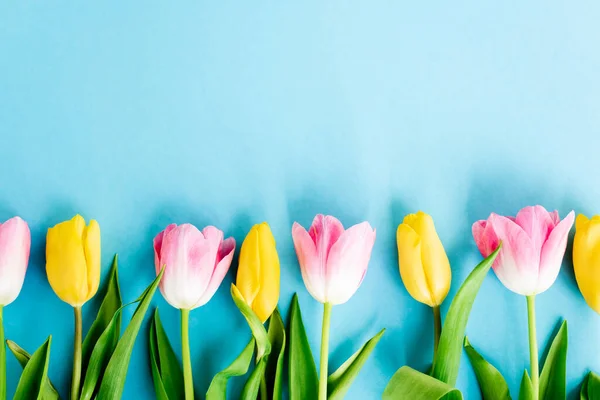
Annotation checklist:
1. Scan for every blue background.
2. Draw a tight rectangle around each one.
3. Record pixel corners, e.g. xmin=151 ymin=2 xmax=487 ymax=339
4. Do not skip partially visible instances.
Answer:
xmin=1 ymin=2 xmax=600 ymax=399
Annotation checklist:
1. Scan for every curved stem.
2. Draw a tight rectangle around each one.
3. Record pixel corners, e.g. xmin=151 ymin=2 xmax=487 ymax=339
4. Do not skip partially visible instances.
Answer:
xmin=433 ymin=306 xmax=441 ymax=360
xmin=318 ymin=302 xmax=332 ymax=400
xmin=527 ymin=295 xmax=539 ymax=400
xmin=181 ymin=309 xmax=194 ymax=400
xmin=71 ymin=306 xmax=82 ymax=400
xmin=0 ymin=306 xmax=5 ymax=400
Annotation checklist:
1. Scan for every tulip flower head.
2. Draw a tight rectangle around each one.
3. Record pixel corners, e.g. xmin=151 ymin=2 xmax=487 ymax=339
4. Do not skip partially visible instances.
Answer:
xmin=573 ymin=214 xmax=600 ymax=313
xmin=46 ymin=215 xmax=101 ymax=307
xmin=0 ymin=217 xmax=31 ymax=306
xmin=236 ymin=222 xmax=280 ymax=323
xmin=292 ymin=214 xmax=376 ymax=305
xmin=154 ymin=224 xmax=235 ymax=310
xmin=397 ymin=211 xmax=451 ymax=307
xmin=472 ymin=205 xmax=574 ymax=296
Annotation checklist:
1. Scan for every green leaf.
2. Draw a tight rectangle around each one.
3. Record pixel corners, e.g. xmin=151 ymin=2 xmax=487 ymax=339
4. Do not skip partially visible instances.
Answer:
xmin=82 ymin=255 xmax=122 ymax=370
xmin=148 ymin=308 xmax=185 ymax=400
xmin=539 ymin=320 xmax=568 ymax=400
xmin=382 ymin=366 xmax=462 ymax=400
xmin=231 ymin=284 xmax=271 ymax=400
xmin=6 ymin=340 xmax=60 ymax=400
xmin=96 ymin=268 xmax=164 ymax=399
xmin=430 ymin=245 xmax=501 ymax=385
xmin=327 ymin=329 xmax=385 ymax=400
xmin=518 ymin=370 xmax=534 ymax=400
xmin=206 ymin=338 xmax=256 ymax=400
xmin=13 ymin=336 xmax=52 ymax=400
xmin=463 ymin=336 xmax=511 ymax=400
xmin=580 ymin=371 xmax=600 ymax=400
xmin=288 ymin=294 xmax=318 ymax=400
xmin=266 ymin=309 xmax=286 ymax=400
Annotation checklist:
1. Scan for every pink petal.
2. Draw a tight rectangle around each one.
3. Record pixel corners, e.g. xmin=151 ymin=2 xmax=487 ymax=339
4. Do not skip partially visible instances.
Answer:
xmin=550 ymin=210 xmax=560 ymax=225
xmin=308 ymin=214 xmax=344 ymax=259
xmin=488 ymin=214 xmax=539 ymax=295
xmin=472 ymin=220 xmax=499 ymax=258
xmin=202 ymin=225 xmax=225 ymax=270
xmin=159 ymin=224 xmax=213 ymax=309
xmin=193 ymin=237 xmax=235 ymax=308
xmin=292 ymin=222 xmax=324 ymax=302
xmin=0 ymin=217 xmax=31 ymax=306
xmin=153 ymin=224 xmax=176 ymax=275
xmin=515 ymin=206 xmax=555 ymax=255
xmin=325 ymin=222 xmax=376 ymax=305
xmin=537 ymin=211 xmax=575 ymax=294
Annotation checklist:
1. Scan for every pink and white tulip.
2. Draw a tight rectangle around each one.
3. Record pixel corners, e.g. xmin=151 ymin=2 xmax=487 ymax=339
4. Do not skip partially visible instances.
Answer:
xmin=154 ymin=223 xmax=235 ymax=310
xmin=472 ymin=205 xmax=574 ymax=296
xmin=0 ymin=217 xmax=30 ymax=306
xmin=292 ymin=214 xmax=376 ymax=305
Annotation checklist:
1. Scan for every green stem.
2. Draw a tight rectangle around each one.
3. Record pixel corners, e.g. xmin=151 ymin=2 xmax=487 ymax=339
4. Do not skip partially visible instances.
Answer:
xmin=527 ymin=295 xmax=539 ymax=400
xmin=433 ymin=306 xmax=441 ymax=361
xmin=0 ymin=306 xmax=5 ymax=400
xmin=319 ymin=302 xmax=332 ymax=400
xmin=259 ymin=374 xmax=268 ymax=400
xmin=71 ymin=306 xmax=82 ymax=400
xmin=181 ymin=309 xmax=194 ymax=400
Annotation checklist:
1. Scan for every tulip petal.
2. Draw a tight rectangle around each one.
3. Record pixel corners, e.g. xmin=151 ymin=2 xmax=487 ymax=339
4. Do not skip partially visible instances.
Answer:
xmin=292 ymin=222 xmax=324 ymax=302
xmin=488 ymin=214 xmax=539 ymax=296
xmin=515 ymin=206 xmax=555 ymax=255
xmin=46 ymin=216 xmax=89 ymax=306
xmin=194 ymin=237 xmax=235 ymax=308
xmin=83 ymin=219 xmax=101 ymax=302
xmin=252 ymin=223 xmax=280 ymax=322
xmin=472 ymin=220 xmax=499 ymax=259
xmin=202 ymin=225 xmax=225 ymax=268
xmin=325 ymin=222 xmax=376 ymax=305
xmin=309 ymin=215 xmax=344 ymax=274
xmin=538 ymin=211 xmax=575 ymax=294
xmin=153 ymin=224 xmax=176 ymax=275
xmin=0 ymin=217 xmax=30 ymax=306
xmin=397 ymin=223 xmax=434 ymax=306
xmin=159 ymin=224 xmax=213 ymax=309
xmin=574 ymin=214 xmax=600 ymax=313
xmin=236 ymin=227 xmax=262 ymax=308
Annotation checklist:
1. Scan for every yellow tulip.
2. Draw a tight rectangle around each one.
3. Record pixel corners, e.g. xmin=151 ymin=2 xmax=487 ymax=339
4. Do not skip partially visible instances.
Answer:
xmin=573 ymin=214 xmax=600 ymax=314
xmin=396 ymin=211 xmax=451 ymax=307
xmin=46 ymin=215 xmax=101 ymax=307
xmin=236 ymin=222 xmax=280 ymax=323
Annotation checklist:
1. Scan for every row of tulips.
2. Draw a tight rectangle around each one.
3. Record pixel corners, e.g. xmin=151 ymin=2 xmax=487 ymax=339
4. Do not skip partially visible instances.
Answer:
xmin=0 ymin=206 xmax=598 ymax=399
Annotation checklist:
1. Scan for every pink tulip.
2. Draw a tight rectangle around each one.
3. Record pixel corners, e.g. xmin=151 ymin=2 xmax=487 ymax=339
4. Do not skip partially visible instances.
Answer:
xmin=292 ymin=214 xmax=376 ymax=305
xmin=0 ymin=217 xmax=30 ymax=306
xmin=153 ymin=223 xmax=235 ymax=310
xmin=472 ymin=205 xmax=574 ymax=296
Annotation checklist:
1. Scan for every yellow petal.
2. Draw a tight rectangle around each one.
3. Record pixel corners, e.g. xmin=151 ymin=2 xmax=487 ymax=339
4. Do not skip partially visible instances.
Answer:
xmin=252 ymin=223 xmax=280 ymax=323
xmin=83 ymin=219 xmax=101 ymax=302
xmin=574 ymin=214 xmax=600 ymax=314
xmin=46 ymin=216 xmax=89 ymax=307
xmin=236 ymin=225 xmax=261 ymax=309
xmin=397 ymin=223 xmax=434 ymax=306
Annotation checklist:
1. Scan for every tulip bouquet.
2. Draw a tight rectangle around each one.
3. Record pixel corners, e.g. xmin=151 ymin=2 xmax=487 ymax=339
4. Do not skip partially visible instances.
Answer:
xmin=4 ymin=215 xmax=166 ymax=400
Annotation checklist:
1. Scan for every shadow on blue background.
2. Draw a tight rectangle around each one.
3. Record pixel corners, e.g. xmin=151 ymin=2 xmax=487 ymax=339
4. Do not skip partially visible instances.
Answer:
xmin=1 ymin=1 xmax=600 ymax=399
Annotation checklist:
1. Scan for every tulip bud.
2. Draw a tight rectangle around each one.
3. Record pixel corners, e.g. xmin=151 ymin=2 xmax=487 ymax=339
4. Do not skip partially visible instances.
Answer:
xmin=397 ymin=212 xmax=451 ymax=307
xmin=235 ymin=223 xmax=280 ymax=323
xmin=46 ymin=215 xmax=101 ymax=307
xmin=0 ymin=217 xmax=30 ymax=306
xmin=153 ymin=223 xmax=235 ymax=310
xmin=573 ymin=214 xmax=600 ymax=313
xmin=292 ymin=214 xmax=376 ymax=305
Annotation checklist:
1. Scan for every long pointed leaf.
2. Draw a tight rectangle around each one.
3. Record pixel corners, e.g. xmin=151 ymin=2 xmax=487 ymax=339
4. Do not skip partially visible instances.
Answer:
xmin=580 ymin=371 xmax=600 ymax=400
xmin=149 ymin=309 xmax=185 ymax=400
xmin=327 ymin=329 xmax=384 ymax=400
xmin=6 ymin=340 xmax=59 ymax=400
xmin=266 ymin=309 xmax=286 ymax=400
xmin=206 ymin=338 xmax=255 ymax=400
xmin=13 ymin=336 xmax=52 ymax=400
xmin=431 ymin=245 xmax=501 ymax=385
xmin=288 ymin=294 xmax=318 ymax=400
xmin=149 ymin=316 xmax=170 ymax=400
xmin=82 ymin=255 xmax=122 ymax=370
xmin=463 ymin=336 xmax=511 ymax=400
xmin=241 ymin=358 xmax=267 ymax=400
xmin=539 ymin=320 xmax=568 ymax=400
xmin=96 ymin=268 xmax=164 ymax=399
xmin=382 ymin=366 xmax=462 ymax=400
xmin=519 ymin=370 xmax=534 ymax=400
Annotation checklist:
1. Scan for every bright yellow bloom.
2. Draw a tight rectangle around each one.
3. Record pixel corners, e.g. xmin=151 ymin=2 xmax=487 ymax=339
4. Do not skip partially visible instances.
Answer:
xmin=236 ymin=222 xmax=280 ymax=323
xmin=46 ymin=215 xmax=101 ymax=307
xmin=396 ymin=211 xmax=451 ymax=307
xmin=573 ymin=214 xmax=600 ymax=314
